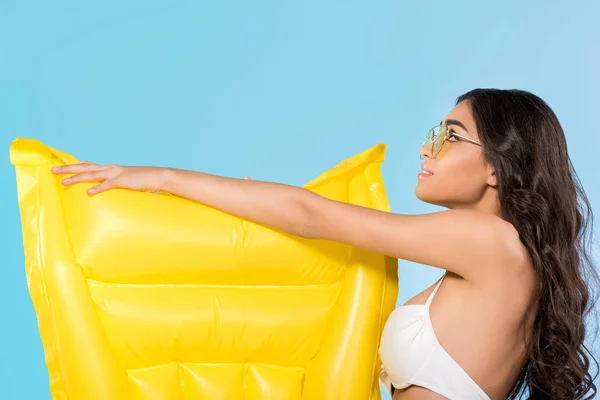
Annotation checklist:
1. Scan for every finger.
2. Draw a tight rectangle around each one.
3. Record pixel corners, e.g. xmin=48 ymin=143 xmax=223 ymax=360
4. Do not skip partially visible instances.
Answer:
xmin=244 ymin=176 xmax=251 ymax=180
xmin=52 ymin=162 xmax=107 ymax=175
xmin=86 ymin=180 xmax=115 ymax=195
xmin=62 ymin=170 xmax=108 ymax=185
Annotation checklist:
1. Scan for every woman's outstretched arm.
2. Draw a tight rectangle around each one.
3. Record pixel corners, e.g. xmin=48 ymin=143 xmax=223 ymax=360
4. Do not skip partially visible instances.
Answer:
xmin=53 ymin=161 xmax=522 ymax=282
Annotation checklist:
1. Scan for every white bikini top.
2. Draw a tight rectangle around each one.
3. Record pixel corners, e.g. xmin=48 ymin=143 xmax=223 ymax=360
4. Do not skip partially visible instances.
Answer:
xmin=378 ymin=277 xmax=491 ymax=399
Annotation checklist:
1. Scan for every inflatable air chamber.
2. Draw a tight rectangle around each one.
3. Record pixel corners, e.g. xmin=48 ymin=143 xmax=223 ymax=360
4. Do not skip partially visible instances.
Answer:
xmin=10 ymin=138 xmax=398 ymax=400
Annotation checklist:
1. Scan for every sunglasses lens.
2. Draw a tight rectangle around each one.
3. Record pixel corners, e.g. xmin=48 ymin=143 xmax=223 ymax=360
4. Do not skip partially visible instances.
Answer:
xmin=435 ymin=126 xmax=447 ymax=156
xmin=425 ymin=125 xmax=447 ymax=157
xmin=423 ymin=129 xmax=433 ymax=146
xmin=423 ymin=125 xmax=449 ymax=158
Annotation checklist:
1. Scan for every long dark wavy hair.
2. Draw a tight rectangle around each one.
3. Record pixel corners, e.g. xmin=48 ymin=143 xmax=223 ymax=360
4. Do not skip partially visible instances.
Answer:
xmin=456 ymin=89 xmax=599 ymax=399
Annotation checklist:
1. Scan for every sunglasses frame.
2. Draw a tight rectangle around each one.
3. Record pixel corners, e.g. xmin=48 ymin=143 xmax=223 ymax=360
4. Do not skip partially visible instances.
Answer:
xmin=421 ymin=124 xmax=482 ymax=159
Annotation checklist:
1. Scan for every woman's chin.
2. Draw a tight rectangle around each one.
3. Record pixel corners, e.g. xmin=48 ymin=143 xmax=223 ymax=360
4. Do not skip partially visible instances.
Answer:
xmin=415 ymin=184 xmax=443 ymax=206
xmin=415 ymin=183 xmax=431 ymax=202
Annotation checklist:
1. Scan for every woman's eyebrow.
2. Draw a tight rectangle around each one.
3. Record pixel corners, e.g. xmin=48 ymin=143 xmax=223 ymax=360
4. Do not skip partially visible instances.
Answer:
xmin=441 ymin=119 xmax=468 ymax=133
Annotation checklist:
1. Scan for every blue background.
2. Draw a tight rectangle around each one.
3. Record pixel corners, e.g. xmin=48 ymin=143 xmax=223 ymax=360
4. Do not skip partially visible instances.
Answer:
xmin=1 ymin=1 xmax=598 ymax=398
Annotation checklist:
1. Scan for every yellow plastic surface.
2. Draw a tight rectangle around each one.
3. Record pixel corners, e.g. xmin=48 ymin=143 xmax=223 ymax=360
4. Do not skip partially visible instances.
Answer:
xmin=10 ymin=138 xmax=398 ymax=400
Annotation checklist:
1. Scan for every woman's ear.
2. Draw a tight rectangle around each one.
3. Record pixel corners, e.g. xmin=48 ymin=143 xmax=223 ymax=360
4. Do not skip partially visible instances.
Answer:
xmin=487 ymin=169 xmax=497 ymax=187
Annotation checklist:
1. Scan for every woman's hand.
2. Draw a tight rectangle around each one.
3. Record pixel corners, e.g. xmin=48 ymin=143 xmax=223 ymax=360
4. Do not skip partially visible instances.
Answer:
xmin=52 ymin=160 xmax=253 ymax=195
xmin=52 ymin=161 xmax=167 ymax=195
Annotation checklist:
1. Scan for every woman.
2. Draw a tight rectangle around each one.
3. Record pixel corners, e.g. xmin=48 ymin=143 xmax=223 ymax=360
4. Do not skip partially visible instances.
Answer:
xmin=52 ymin=88 xmax=598 ymax=399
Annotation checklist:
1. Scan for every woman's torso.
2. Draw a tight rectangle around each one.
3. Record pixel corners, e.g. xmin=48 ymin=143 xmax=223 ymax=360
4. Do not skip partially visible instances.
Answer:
xmin=390 ymin=259 xmax=537 ymax=400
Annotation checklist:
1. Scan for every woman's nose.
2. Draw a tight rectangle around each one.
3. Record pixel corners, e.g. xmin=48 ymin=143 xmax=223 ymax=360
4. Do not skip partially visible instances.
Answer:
xmin=419 ymin=141 xmax=433 ymax=160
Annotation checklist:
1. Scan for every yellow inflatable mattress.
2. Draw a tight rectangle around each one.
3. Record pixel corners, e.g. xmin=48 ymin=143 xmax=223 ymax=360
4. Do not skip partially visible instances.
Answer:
xmin=9 ymin=138 xmax=398 ymax=400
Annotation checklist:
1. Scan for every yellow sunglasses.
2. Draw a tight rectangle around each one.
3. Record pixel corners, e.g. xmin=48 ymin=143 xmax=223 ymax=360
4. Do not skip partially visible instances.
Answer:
xmin=420 ymin=124 xmax=482 ymax=159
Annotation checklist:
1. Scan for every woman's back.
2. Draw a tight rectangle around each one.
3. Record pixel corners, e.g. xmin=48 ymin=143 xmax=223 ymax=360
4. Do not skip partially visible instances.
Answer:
xmin=391 ymin=231 xmax=537 ymax=400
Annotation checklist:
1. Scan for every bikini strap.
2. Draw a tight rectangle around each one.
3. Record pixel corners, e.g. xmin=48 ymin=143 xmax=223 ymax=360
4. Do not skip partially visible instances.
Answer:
xmin=425 ymin=276 xmax=444 ymax=308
